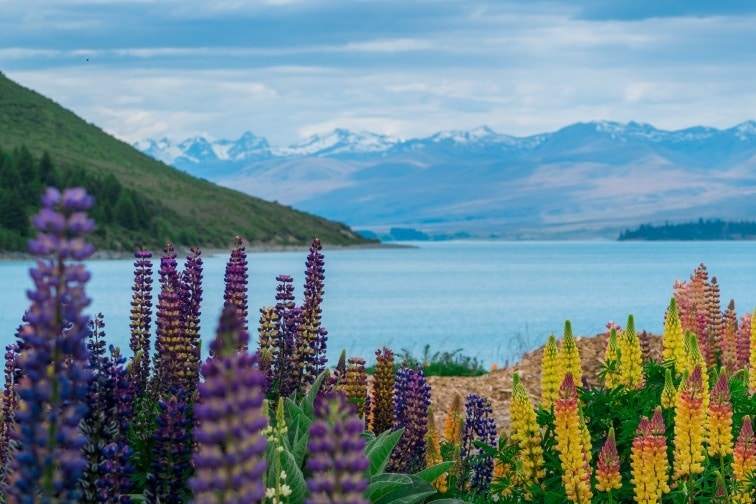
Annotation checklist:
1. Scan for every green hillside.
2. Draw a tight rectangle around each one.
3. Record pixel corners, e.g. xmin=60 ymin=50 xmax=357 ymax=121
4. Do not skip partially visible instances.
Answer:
xmin=0 ymin=72 xmax=371 ymax=251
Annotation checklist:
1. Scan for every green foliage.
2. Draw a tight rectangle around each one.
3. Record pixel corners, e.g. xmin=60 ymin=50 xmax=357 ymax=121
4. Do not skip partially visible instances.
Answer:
xmin=367 ymin=344 xmax=487 ymax=377
xmin=0 ymin=72 xmax=374 ymax=251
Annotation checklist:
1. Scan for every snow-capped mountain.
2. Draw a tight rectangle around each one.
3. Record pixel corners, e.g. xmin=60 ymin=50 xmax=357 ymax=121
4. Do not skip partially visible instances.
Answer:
xmin=136 ymin=121 xmax=756 ymax=239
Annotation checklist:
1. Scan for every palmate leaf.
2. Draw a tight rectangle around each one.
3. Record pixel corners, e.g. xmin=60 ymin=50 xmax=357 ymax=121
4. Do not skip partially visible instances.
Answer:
xmin=426 ymin=500 xmax=468 ymax=504
xmin=365 ymin=428 xmax=404 ymax=477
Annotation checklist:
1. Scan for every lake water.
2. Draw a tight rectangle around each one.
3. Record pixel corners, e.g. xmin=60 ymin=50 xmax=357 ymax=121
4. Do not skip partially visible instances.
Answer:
xmin=2 ymin=240 xmax=756 ymax=369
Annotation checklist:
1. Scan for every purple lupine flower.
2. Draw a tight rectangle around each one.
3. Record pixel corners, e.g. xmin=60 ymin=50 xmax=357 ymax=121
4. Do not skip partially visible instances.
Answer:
xmin=387 ymin=365 xmax=431 ymax=474
xmin=368 ymin=347 xmax=395 ymax=435
xmin=222 ymin=236 xmax=249 ymax=341
xmin=128 ymin=249 xmax=153 ymax=395
xmin=190 ymin=306 xmax=268 ymax=503
xmin=273 ymin=274 xmax=300 ymax=398
xmin=151 ymin=243 xmax=183 ymax=396
xmin=179 ymin=245 xmax=203 ymax=393
xmin=13 ymin=187 xmax=94 ymax=501
xmin=256 ymin=305 xmax=279 ymax=394
xmin=306 ymin=391 xmax=369 ymax=504
xmin=460 ymin=394 xmax=497 ymax=496
xmin=79 ymin=315 xmax=133 ymax=503
xmin=297 ymin=238 xmax=327 ymax=389
xmin=146 ymin=396 xmax=192 ymax=503
xmin=0 ymin=341 xmax=21 ymax=494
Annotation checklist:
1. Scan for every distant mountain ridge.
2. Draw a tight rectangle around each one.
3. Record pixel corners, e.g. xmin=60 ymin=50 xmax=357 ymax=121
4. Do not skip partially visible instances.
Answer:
xmin=0 ymin=72 xmax=369 ymax=250
xmin=136 ymin=120 xmax=756 ymax=240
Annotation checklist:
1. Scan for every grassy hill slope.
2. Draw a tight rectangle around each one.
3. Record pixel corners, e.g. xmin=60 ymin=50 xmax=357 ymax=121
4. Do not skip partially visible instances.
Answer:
xmin=0 ymin=72 xmax=370 ymax=250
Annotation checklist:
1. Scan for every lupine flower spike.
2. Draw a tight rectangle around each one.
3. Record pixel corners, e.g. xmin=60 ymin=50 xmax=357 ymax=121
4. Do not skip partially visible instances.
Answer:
xmin=190 ymin=306 xmax=268 ymax=503
xmin=722 ymin=299 xmax=738 ymax=373
xmin=306 ymin=392 xmax=369 ymax=504
xmin=425 ymin=407 xmax=448 ymax=493
xmin=663 ymin=298 xmax=685 ymax=368
xmin=541 ymin=334 xmax=561 ymax=408
xmin=595 ymin=427 xmax=621 ymax=494
xmin=443 ymin=393 xmax=464 ymax=480
xmin=673 ymin=365 xmax=706 ymax=488
xmin=559 ymin=321 xmax=582 ymax=386
xmin=388 ymin=365 xmax=431 ymax=474
xmin=368 ymin=346 xmax=395 ymax=434
xmin=13 ymin=187 xmax=95 ymax=501
xmin=460 ymin=394 xmax=497 ymax=496
xmin=223 ymin=236 xmax=249 ymax=338
xmin=736 ymin=311 xmax=751 ymax=370
xmin=630 ymin=407 xmax=670 ymax=504
xmin=750 ymin=308 xmax=756 ymax=393
xmin=618 ymin=314 xmax=643 ymax=389
xmin=706 ymin=370 xmax=733 ymax=458
xmin=660 ymin=368 xmax=676 ymax=410
xmin=129 ymin=249 xmax=153 ymax=395
xmin=509 ymin=373 xmax=545 ymax=491
xmin=603 ymin=328 xmax=621 ymax=389
xmin=732 ymin=415 xmax=756 ymax=504
xmin=553 ymin=372 xmax=592 ymax=504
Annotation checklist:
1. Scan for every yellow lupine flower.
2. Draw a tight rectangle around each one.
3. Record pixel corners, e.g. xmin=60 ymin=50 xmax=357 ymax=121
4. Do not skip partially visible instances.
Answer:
xmin=425 ymin=407 xmax=448 ymax=493
xmin=541 ymin=334 xmax=561 ymax=408
xmin=618 ymin=315 xmax=643 ymax=389
xmin=603 ymin=328 xmax=621 ymax=389
xmin=554 ymin=373 xmax=592 ymax=504
xmin=732 ymin=416 xmax=756 ymax=504
xmin=750 ymin=308 xmax=756 ymax=393
xmin=660 ymin=368 xmax=676 ymax=410
xmin=630 ymin=407 xmax=670 ymax=504
xmin=560 ymin=321 xmax=582 ymax=386
xmin=662 ymin=297 xmax=686 ymax=368
xmin=706 ymin=371 xmax=733 ymax=458
xmin=673 ymin=365 xmax=706 ymax=480
xmin=509 ymin=373 xmax=545 ymax=490
xmin=595 ymin=427 xmax=621 ymax=493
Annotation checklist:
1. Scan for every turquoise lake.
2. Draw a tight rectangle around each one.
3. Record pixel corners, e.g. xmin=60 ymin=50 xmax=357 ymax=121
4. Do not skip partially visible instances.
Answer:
xmin=2 ymin=240 xmax=756 ymax=368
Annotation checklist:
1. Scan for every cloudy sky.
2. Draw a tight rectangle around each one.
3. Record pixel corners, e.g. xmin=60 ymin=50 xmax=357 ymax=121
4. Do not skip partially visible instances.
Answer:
xmin=2 ymin=0 xmax=755 ymax=146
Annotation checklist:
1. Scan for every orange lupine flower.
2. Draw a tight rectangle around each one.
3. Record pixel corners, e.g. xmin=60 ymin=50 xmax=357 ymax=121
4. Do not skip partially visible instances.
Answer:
xmin=732 ymin=416 xmax=756 ymax=504
xmin=706 ymin=371 xmax=733 ymax=458
xmin=673 ymin=365 xmax=706 ymax=480
xmin=541 ymin=334 xmax=561 ymax=408
xmin=425 ymin=407 xmax=448 ymax=493
xmin=443 ymin=393 xmax=464 ymax=478
xmin=595 ymin=427 xmax=621 ymax=493
xmin=509 ymin=373 xmax=545 ymax=491
xmin=554 ymin=373 xmax=592 ymax=504
xmin=750 ymin=308 xmax=756 ymax=393
xmin=630 ymin=408 xmax=670 ymax=504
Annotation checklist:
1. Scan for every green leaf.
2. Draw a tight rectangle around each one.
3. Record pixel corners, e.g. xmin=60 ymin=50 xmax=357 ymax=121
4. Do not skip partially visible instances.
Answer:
xmin=413 ymin=461 xmax=453 ymax=484
xmin=366 ymin=473 xmax=413 ymax=500
xmin=290 ymin=426 xmax=310 ymax=468
xmin=365 ymin=428 xmax=404 ymax=477
xmin=279 ymin=444 xmax=307 ymax=504
xmin=301 ymin=371 xmax=328 ymax=420
xmin=425 ymin=499 xmax=467 ymax=503
xmin=372 ymin=475 xmax=437 ymax=504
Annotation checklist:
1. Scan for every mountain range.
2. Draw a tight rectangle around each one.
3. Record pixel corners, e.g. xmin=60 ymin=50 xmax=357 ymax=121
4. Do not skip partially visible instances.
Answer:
xmin=0 ymin=72 xmax=369 ymax=251
xmin=136 ymin=121 xmax=756 ymax=239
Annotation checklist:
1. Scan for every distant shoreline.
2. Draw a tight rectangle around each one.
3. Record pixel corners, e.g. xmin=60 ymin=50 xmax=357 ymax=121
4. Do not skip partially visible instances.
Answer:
xmin=0 ymin=241 xmax=414 ymax=262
